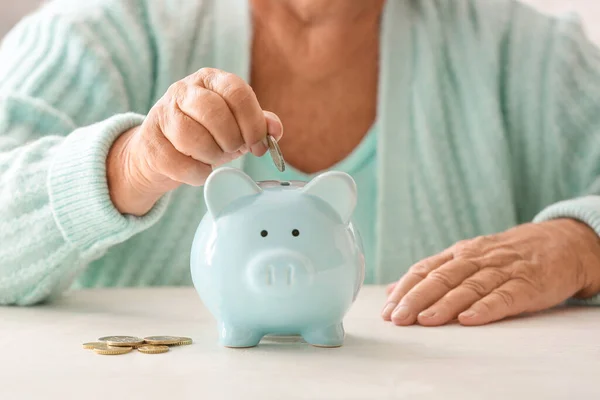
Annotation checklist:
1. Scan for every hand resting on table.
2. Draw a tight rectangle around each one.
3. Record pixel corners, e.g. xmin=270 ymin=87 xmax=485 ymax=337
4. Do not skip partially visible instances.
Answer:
xmin=382 ymin=218 xmax=600 ymax=326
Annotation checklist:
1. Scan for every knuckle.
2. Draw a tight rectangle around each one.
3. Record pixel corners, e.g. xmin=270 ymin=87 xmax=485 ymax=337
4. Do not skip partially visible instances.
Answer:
xmin=166 ymin=80 xmax=188 ymax=99
xmin=189 ymin=68 xmax=224 ymax=92
xmin=452 ymin=235 xmax=494 ymax=258
xmin=219 ymin=134 xmax=243 ymax=153
xmin=477 ymin=233 xmax=498 ymax=243
xmin=475 ymin=299 xmax=493 ymax=314
xmin=195 ymin=96 xmax=231 ymax=125
xmin=403 ymin=290 xmax=426 ymax=306
xmin=192 ymin=67 xmax=219 ymax=83
xmin=461 ymin=279 xmax=489 ymax=297
xmin=196 ymin=67 xmax=218 ymax=76
xmin=222 ymin=80 xmax=254 ymax=105
xmin=427 ymin=270 xmax=456 ymax=290
xmin=408 ymin=263 xmax=431 ymax=279
xmin=452 ymin=239 xmax=473 ymax=255
xmin=487 ymin=267 xmax=510 ymax=284
xmin=494 ymin=289 xmax=515 ymax=308
xmin=510 ymin=262 xmax=537 ymax=285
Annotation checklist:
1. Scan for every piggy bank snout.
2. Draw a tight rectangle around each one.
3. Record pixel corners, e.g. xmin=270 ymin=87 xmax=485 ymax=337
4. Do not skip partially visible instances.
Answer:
xmin=247 ymin=250 xmax=314 ymax=293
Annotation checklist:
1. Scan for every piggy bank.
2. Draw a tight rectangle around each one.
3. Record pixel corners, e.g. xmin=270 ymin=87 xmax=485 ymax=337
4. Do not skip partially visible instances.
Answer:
xmin=190 ymin=167 xmax=365 ymax=348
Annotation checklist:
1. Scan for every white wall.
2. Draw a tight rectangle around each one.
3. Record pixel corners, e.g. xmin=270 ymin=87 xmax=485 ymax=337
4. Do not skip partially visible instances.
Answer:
xmin=0 ymin=0 xmax=598 ymax=42
xmin=521 ymin=0 xmax=600 ymax=43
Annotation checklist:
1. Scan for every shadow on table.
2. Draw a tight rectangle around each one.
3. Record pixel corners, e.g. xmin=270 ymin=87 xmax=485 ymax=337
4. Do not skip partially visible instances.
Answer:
xmin=252 ymin=333 xmax=418 ymax=361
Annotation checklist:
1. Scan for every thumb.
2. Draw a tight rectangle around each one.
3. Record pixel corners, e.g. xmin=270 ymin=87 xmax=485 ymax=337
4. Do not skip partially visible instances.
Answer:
xmin=263 ymin=110 xmax=284 ymax=141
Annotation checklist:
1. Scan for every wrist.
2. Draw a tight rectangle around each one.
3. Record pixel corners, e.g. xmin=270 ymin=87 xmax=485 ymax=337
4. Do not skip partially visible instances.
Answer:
xmin=553 ymin=218 xmax=600 ymax=298
xmin=106 ymin=127 xmax=163 ymax=216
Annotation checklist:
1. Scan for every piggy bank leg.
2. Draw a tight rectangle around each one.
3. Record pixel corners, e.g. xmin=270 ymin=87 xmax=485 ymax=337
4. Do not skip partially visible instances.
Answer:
xmin=218 ymin=321 xmax=263 ymax=348
xmin=301 ymin=322 xmax=344 ymax=348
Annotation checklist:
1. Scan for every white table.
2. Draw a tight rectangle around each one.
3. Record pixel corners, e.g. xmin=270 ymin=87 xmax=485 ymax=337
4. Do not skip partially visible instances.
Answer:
xmin=1 ymin=286 xmax=598 ymax=399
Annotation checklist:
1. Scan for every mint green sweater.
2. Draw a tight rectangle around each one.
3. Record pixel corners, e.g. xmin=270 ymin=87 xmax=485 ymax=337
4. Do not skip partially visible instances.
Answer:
xmin=1 ymin=0 xmax=599 ymax=306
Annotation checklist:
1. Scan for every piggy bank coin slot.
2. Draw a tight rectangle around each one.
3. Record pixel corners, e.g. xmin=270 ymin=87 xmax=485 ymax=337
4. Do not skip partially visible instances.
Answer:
xmin=280 ymin=181 xmax=290 ymax=186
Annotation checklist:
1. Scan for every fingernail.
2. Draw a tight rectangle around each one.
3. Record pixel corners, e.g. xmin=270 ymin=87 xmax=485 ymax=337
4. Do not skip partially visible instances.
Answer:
xmin=381 ymin=302 xmax=397 ymax=318
xmin=238 ymin=144 xmax=249 ymax=154
xmin=460 ymin=310 xmax=476 ymax=319
xmin=419 ymin=310 xmax=436 ymax=318
xmin=392 ymin=305 xmax=411 ymax=321
xmin=263 ymin=110 xmax=283 ymax=140
xmin=250 ymin=138 xmax=268 ymax=156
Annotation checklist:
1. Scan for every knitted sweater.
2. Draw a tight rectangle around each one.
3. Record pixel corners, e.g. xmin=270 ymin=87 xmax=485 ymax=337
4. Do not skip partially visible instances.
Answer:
xmin=0 ymin=0 xmax=599 ymax=306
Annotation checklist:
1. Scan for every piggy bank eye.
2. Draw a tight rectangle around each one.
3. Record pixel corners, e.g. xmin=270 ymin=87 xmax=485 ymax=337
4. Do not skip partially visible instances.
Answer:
xmin=261 ymin=230 xmax=268 ymax=237
xmin=292 ymin=229 xmax=300 ymax=237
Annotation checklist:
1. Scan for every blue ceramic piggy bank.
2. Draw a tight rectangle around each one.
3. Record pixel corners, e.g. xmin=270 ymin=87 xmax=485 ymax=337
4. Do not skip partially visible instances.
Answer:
xmin=190 ymin=167 xmax=365 ymax=348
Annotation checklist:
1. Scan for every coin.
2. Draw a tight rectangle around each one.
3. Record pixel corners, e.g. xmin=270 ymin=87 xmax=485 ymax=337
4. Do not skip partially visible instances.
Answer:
xmin=92 ymin=343 xmax=133 ymax=355
xmin=82 ymin=342 xmax=105 ymax=350
xmin=143 ymin=336 xmax=192 ymax=346
xmin=137 ymin=345 xmax=169 ymax=354
xmin=98 ymin=336 xmax=144 ymax=347
xmin=266 ymin=135 xmax=285 ymax=172
xmin=172 ymin=338 xmax=193 ymax=346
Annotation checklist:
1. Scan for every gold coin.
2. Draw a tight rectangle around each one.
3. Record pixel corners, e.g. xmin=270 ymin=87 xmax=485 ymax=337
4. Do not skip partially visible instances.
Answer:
xmin=172 ymin=339 xmax=193 ymax=346
xmin=98 ymin=336 xmax=144 ymax=347
xmin=137 ymin=345 xmax=169 ymax=354
xmin=143 ymin=336 xmax=192 ymax=346
xmin=82 ymin=342 xmax=105 ymax=350
xmin=92 ymin=344 xmax=132 ymax=355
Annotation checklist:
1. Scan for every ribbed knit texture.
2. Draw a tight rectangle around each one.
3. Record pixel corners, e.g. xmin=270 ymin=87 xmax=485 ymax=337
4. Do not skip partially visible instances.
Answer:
xmin=0 ymin=0 xmax=598 ymax=306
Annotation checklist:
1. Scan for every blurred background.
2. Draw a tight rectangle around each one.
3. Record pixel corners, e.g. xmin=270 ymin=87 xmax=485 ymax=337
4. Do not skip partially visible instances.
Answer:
xmin=0 ymin=0 xmax=599 ymax=43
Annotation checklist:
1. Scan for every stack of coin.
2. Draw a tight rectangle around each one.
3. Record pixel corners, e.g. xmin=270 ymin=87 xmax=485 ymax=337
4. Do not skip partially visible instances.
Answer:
xmin=82 ymin=335 xmax=192 ymax=356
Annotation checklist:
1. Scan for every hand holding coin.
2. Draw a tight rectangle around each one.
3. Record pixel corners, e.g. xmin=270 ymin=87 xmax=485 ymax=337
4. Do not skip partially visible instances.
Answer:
xmin=106 ymin=68 xmax=284 ymax=216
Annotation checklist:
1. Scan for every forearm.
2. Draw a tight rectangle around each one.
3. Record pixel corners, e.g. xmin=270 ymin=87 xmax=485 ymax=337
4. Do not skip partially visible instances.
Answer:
xmin=0 ymin=113 xmax=172 ymax=305
xmin=0 ymin=0 xmax=167 ymax=305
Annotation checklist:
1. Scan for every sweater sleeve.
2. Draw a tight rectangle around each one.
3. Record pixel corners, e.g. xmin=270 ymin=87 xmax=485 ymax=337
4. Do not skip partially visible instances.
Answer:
xmin=504 ymin=7 xmax=600 ymax=305
xmin=0 ymin=1 xmax=172 ymax=305
xmin=532 ymin=16 xmax=600 ymax=306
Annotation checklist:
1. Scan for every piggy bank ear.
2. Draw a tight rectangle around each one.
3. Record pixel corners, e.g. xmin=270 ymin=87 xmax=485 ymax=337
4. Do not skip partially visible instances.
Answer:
xmin=204 ymin=167 xmax=262 ymax=217
xmin=301 ymin=171 xmax=357 ymax=224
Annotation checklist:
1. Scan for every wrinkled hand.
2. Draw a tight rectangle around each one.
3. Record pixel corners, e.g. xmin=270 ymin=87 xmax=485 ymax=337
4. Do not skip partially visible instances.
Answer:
xmin=382 ymin=219 xmax=600 ymax=326
xmin=107 ymin=68 xmax=283 ymax=216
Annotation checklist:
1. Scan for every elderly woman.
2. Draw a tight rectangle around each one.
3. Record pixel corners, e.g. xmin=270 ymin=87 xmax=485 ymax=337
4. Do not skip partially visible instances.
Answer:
xmin=0 ymin=0 xmax=598 ymax=327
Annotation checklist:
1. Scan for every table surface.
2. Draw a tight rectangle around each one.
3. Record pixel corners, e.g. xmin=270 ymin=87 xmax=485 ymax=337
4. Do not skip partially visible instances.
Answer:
xmin=1 ymin=286 xmax=598 ymax=400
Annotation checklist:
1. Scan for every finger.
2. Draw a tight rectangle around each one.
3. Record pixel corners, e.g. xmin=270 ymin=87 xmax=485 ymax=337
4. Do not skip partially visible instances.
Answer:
xmin=145 ymin=129 xmax=212 ymax=186
xmin=458 ymin=279 xmax=532 ymax=326
xmin=192 ymin=69 xmax=268 ymax=156
xmin=161 ymin=101 xmax=233 ymax=165
xmin=263 ymin=110 xmax=284 ymax=141
xmin=390 ymin=259 xmax=480 ymax=326
xmin=417 ymin=267 xmax=510 ymax=326
xmin=213 ymin=148 xmax=247 ymax=167
xmin=385 ymin=282 xmax=397 ymax=295
xmin=381 ymin=251 xmax=452 ymax=321
xmin=177 ymin=84 xmax=245 ymax=154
